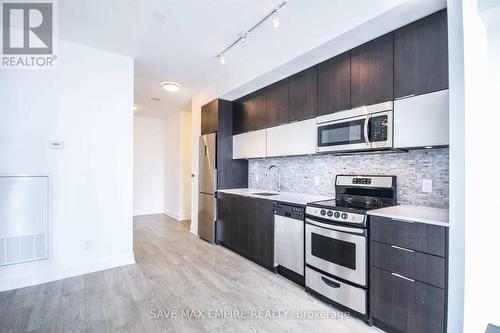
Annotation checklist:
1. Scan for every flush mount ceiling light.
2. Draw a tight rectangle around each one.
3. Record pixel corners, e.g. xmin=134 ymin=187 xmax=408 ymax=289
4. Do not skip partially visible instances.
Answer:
xmin=216 ymin=0 xmax=288 ymax=65
xmin=161 ymin=82 xmax=182 ymax=93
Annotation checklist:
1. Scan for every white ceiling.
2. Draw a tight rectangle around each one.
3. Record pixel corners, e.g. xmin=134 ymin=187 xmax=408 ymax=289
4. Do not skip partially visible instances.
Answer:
xmin=57 ymin=0 xmax=445 ymax=118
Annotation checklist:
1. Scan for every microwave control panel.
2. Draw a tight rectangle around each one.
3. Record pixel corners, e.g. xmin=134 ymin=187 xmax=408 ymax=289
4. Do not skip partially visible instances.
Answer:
xmin=370 ymin=115 xmax=388 ymax=142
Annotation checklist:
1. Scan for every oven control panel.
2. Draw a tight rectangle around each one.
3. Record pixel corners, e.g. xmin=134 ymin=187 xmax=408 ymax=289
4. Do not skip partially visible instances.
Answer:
xmin=305 ymin=206 xmax=366 ymax=225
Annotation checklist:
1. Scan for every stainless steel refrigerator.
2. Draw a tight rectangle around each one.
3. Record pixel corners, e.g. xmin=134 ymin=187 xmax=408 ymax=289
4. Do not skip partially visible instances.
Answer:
xmin=198 ymin=133 xmax=217 ymax=242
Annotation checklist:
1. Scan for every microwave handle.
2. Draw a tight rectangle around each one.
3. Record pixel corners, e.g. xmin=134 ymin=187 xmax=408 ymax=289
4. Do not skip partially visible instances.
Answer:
xmin=364 ymin=116 xmax=370 ymax=145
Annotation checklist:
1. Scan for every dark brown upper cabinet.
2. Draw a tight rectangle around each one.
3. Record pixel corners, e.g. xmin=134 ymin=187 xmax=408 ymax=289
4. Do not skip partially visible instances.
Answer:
xmin=317 ymin=52 xmax=351 ymax=116
xmin=288 ymin=67 xmax=318 ymax=122
xmin=201 ymin=99 xmax=219 ymax=135
xmin=394 ymin=9 xmax=448 ymax=99
xmin=350 ymin=33 xmax=394 ymax=108
xmin=266 ymin=79 xmax=289 ymax=127
xmin=233 ymin=89 xmax=267 ymax=135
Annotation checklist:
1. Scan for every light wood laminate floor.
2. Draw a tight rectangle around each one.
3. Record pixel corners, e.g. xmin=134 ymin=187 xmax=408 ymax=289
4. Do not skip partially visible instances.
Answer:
xmin=0 ymin=214 xmax=381 ymax=332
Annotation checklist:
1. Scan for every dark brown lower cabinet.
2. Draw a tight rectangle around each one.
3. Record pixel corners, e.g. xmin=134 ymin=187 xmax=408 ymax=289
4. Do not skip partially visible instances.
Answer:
xmin=370 ymin=267 xmax=445 ymax=333
xmin=216 ymin=193 xmax=274 ymax=269
xmin=369 ymin=216 xmax=448 ymax=333
xmin=216 ymin=192 xmax=231 ymax=245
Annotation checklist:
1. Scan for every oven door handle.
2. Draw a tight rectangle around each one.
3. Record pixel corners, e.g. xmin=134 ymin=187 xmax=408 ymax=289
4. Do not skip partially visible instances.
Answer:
xmin=321 ymin=276 xmax=341 ymax=288
xmin=305 ymin=218 xmax=365 ymax=234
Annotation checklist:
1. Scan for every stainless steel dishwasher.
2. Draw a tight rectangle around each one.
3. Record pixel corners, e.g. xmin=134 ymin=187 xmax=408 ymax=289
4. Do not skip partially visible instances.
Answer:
xmin=274 ymin=203 xmax=305 ymax=285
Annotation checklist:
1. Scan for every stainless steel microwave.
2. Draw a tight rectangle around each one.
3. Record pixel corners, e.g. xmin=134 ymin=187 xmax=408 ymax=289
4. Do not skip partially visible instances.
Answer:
xmin=316 ymin=101 xmax=393 ymax=153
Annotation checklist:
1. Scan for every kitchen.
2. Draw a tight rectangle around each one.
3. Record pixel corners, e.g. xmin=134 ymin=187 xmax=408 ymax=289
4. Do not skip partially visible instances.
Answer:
xmin=198 ymin=9 xmax=450 ymax=333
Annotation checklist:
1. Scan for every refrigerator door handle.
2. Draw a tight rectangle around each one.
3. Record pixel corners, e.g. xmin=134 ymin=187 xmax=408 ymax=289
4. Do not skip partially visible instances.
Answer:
xmin=213 ymin=169 xmax=217 ymax=193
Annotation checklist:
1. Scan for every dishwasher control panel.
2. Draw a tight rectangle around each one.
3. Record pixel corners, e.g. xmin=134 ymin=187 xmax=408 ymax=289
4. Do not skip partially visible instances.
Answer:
xmin=274 ymin=203 xmax=304 ymax=221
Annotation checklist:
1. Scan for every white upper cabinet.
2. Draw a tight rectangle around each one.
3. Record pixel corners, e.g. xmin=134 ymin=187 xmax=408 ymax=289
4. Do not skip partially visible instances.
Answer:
xmin=233 ymin=129 xmax=266 ymax=159
xmin=266 ymin=119 xmax=316 ymax=157
xmin=394 ymin=89 xmax=449 ymax=149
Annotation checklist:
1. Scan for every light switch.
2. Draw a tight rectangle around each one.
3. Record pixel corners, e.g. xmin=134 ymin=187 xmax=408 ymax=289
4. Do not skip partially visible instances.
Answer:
xmin=422 ymin=179 xmax=433 ymax=193
xmin=314 ymin=176 xmax=320 ymax=186
xmin=255 ymin=174 xmax=260 ymax=182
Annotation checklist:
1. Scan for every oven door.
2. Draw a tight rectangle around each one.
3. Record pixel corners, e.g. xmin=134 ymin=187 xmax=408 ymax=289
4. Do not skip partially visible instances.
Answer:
xmin=305 ymin=219 xmax=366 ymax=287
xmin=316 ymin=114 xmax=371 ymax=153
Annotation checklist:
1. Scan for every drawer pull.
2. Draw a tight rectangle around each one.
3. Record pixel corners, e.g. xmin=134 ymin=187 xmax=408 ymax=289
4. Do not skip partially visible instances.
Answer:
xmin=321 ymin=276 xmax=341 ymax=288
xmin=391 ymin=273 xmax=415 ymax=282
xmin=391 ymin=218 xmax=414 ymax=223
xmin=391 ymin=245 xmax=415 ymax=253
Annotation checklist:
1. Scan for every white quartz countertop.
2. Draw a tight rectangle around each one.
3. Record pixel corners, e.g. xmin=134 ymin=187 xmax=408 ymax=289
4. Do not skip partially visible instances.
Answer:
xmin=368 ymin=205 xmax=449 ymax=227
xmin=217 ymin=188 xmax=332 ymax=206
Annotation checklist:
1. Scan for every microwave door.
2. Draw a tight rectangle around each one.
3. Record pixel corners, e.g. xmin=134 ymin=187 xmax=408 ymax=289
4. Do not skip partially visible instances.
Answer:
xmin=317 ymin=115 xmax=371 ymax=153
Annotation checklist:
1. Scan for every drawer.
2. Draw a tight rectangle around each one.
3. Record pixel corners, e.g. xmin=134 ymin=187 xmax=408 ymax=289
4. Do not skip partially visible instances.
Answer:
xmin=370 ymin=216 xmax=446 ymax=257
xmin=371 ymin=241 xmax=446 ymax=288
xmin=305 ymin=267 xmax=366 ymax=315
xmin=370 ymin=267 xmax=445 ymax=333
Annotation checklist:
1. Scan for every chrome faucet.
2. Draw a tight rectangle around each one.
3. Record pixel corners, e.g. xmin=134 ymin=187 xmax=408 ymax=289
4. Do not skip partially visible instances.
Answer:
xmin=266 ymin=164 xmax=281 ymax=192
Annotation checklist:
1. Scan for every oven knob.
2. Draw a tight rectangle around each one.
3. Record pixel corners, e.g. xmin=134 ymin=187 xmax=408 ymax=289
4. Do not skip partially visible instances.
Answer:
xmin=320 ymin=209 xmax=326 ymax=216
xmin=327 ymin=210 xmax=333 ymax=217
xmin=341 ymin=213 xmax=348 ymax=219
xmin=334 ymin=212 xmax=341 ymax=218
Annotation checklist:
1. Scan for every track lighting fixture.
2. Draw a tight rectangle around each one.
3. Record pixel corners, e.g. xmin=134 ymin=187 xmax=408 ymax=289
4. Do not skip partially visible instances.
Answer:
xmin=215 ymin=0 xmax=288 ymax=64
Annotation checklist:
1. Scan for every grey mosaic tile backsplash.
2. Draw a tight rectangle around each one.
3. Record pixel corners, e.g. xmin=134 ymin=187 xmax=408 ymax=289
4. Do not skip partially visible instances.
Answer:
xmin=248 ymin=149 xmax=449 ymax=208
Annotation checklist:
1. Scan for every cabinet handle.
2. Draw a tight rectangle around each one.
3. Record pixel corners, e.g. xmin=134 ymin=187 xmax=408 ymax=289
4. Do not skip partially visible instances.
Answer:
xmin=391 ymin=218 xmax=414 ymax=224
xmin=391 ymin=245 xmax=415 ymax=253
xmin=395 ymin=94 xmax=416 ymax=100
xmin=321 ymin=276 xmax=341 ymax=288
xmin=391 ymin=273 xmax=415 ymax=282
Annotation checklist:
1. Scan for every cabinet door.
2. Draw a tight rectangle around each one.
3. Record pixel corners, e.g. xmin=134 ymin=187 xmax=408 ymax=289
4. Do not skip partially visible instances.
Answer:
xmin=351 ymin=33 xmax=394 ymax=108
xmin=317 ymin=52 xmax=350 ymax=116
xmin=266 ymin=119 xmax=316 ymax=157
xmin=233 ymin=97 xmax=251 ymax=135
xmin=201 ymin=100 xmax=219 ymax=135
xmin=394 ymin=10 xmax=448 ymax=98
xmin=232 ymin=129 xmax=267 ymax=159
xmin=288 ymin=67 xmax=317 ymax=122
xmin=250 ymin=89 xmax=267 ymax=131
xmin=216 ymin=192 xmax=231 ymax=245
xmin=233 ymin=90 xmax=267 ymax=134
xmin=371 ymin=267 xmax=445 ymax=333
xmin=230 ymin=195 xmax=249 ymax=256
xmin=250 ymin=198 xmax=275 ymax=268
xmin=266 ymin=79 xmax=289 ymax=127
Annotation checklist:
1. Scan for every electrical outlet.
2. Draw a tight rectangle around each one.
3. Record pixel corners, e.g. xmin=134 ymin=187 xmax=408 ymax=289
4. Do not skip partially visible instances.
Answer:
xmin=314 ymin=176 xmax=320 ymax=186
xmin=422 ymin=179 xmax=433 ymax=193
xmin=84 ymin=240 xmax=92 ymax=251
xmin=255 ymin=174 xmax=259 ymax=182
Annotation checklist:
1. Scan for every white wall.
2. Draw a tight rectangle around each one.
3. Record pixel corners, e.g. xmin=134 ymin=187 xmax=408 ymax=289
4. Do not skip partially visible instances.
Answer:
xmin=446 ymin=0 xmax=465 ymax=331
xmin=133 ymin=116 xmax=165 ymax=216
xmin=460 ymin=0 xmax=500 ymax=331
xmin=0 ymin=39 xmax=135 ymax=291
xmin=164 ymin=106 xmax=192 ymax=221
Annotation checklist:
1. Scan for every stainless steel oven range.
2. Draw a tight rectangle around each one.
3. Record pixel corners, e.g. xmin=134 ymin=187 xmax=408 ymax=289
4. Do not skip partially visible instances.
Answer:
xmin=305 ymin=175 xmax=397 ymax=319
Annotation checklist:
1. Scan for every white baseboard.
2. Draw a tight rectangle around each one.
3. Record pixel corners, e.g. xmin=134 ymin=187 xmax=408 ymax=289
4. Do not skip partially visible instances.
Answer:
xmin=0 ymin=253 xmax=135 ymax=292
xmin=164 ymin=210 xmax=181 ymax=221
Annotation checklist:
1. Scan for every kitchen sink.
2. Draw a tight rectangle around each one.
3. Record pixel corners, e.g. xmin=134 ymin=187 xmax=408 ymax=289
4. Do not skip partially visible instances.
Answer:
xmin=253 ymin=192 xmax=279 ymax=196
